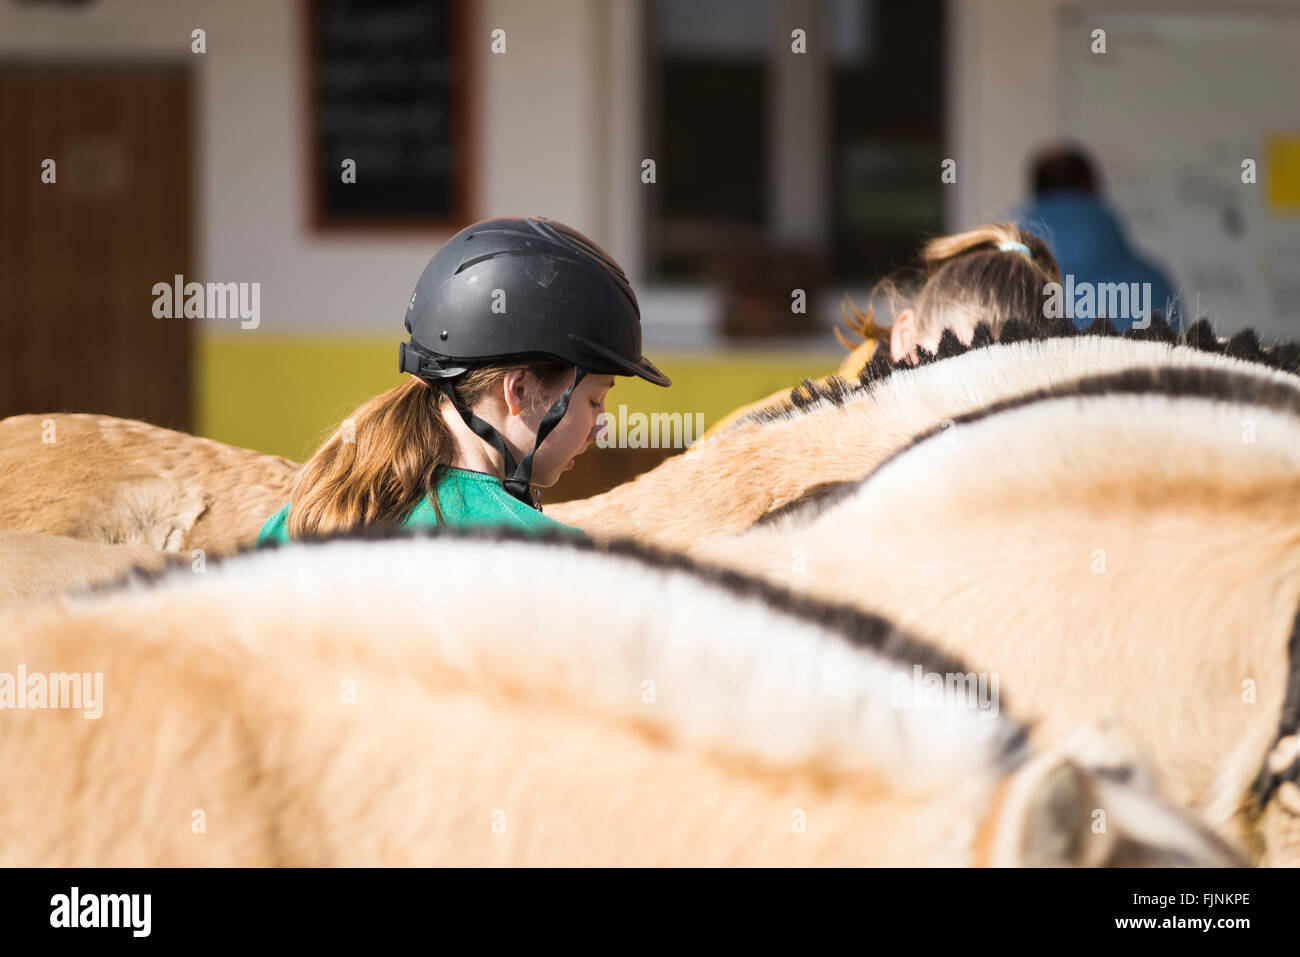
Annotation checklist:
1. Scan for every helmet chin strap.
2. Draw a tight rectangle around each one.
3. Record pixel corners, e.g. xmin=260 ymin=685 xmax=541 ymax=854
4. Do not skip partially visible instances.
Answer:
xmin=438 ymin=367 xmax=588 ymax=510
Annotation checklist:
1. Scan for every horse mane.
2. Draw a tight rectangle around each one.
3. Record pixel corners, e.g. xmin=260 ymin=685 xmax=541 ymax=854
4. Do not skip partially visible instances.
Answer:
xmin=802 ymin=366 xmax=1300 ymax=824
xmin=85 ymin=523 xmax=984 ymax=684
xmin=756 ymin=360 xmax=1300 ymax=532
xmin=875 ymin=363 xmax=1300 ymax=479
xmin=730 ymin=314 xmax=1300 ymax=432
xmin=68 ymin=523 xmax=1029 ymax=785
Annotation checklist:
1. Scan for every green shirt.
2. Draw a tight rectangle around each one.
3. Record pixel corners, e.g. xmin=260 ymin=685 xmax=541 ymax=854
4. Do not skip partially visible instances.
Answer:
xmin=256 ymin=466 xmax=586 ymax=545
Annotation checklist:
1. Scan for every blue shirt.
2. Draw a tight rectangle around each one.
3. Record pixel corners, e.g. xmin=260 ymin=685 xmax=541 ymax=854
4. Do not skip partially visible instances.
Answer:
xmin=1017 ymin=190 xmax=1179 ymax=332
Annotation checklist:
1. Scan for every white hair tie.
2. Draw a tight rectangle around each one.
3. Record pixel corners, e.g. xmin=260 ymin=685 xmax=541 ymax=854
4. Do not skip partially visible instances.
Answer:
xmin=998 ymin=240 xmax=1032 ymax=258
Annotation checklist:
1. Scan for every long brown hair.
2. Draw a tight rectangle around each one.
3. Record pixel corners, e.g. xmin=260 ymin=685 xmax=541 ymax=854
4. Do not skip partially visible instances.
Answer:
xmin=287 ymin=358 xmax=572 ymax=539
xmin=839 ymin=222 xmax=1061 ymax=348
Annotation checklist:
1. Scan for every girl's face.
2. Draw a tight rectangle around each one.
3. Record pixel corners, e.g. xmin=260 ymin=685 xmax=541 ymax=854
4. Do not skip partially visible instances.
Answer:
xmin=502 ymin=370 xmax=616 ymax=488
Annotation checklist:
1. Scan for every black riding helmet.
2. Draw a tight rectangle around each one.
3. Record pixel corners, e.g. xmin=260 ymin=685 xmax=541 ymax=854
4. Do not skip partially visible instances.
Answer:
xmin=399 ymin=216 xmax=671 ymax=508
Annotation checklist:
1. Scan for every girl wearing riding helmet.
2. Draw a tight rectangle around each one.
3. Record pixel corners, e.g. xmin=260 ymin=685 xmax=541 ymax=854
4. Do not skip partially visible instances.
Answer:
xmin=256 ymin=216 xmax=671 ymax=544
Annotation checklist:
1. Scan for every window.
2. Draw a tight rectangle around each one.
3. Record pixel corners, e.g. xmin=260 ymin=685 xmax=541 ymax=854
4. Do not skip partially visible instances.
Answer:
xmin=829 ymin=0 xmax=945 ymax=280
xmin=645 ymin=0 xmax=946 ymax=289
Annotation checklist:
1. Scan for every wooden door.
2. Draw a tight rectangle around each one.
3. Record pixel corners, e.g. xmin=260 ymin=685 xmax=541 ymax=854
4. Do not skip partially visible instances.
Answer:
xmin=0 ymin=64 xmax=193 ymax=431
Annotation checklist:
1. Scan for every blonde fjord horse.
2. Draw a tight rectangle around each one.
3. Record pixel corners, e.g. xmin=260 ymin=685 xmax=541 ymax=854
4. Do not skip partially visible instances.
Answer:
xmin=0 ymin=528 xmax=1239 ymax=866
xmin=691 ymin=364 xmax=1300 ymax=865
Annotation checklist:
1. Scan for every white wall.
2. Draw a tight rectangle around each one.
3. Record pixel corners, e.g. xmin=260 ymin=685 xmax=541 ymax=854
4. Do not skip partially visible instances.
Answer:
xmin=948 ymin=0 xmax=1300 ymax=336
xmin=947 ymin=0 xmax=1060 ymax=229
xmin=949 ymin=0 xmax=1300 ymax=224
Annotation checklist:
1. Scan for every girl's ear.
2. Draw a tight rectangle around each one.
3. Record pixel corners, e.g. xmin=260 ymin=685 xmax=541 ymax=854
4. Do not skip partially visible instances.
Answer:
xmin=890 ymin=308 xmax=918 ymax=362
xmin=502 ymin=370 xmax=530 ymax=417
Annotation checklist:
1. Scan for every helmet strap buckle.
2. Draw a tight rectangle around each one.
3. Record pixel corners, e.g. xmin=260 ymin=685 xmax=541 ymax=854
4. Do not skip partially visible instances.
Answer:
xmin=437 ymin=367 xmax=588 ymax=512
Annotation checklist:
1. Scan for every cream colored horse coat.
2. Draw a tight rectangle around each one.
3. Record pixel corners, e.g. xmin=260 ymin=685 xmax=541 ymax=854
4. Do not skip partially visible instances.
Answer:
xmin=0 ymin=413 xmax=297 ymax=554
xmin=692 ymin=366 xmax=1300 ymax=865
xmin=551 ymin=336 xmax=1300 ymax=548
xmin=0 ymin=531 xmax=1238 ymax=866
xmin=3 ymin=333 xmax=1294 ymax=557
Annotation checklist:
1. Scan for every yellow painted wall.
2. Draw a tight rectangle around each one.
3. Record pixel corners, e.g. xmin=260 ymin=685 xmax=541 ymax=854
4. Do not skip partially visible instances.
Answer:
xmin=197 ymin=335 xmax=846 ymax=461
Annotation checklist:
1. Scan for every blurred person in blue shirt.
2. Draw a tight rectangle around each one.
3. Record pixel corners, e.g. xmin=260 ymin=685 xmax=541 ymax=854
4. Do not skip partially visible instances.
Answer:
xmin=1016 ymin=144 xmax=1178 ymax=332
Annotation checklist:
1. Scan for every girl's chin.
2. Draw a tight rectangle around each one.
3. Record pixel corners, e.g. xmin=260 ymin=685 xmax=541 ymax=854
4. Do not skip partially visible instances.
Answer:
xmin=533 ymin=458 xmax=576 ymax=488
xmin=531 ymin=467 xmax=566 ymax=489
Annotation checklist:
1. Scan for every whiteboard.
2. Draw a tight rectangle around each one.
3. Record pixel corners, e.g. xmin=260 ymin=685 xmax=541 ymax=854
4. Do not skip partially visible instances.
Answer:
xmin=1058 ymin=5 xmax=1300 ymax=339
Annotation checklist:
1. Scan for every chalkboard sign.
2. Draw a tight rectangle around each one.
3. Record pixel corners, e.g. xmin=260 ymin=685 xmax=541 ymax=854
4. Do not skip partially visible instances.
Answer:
xmin=305 ymin=0 xmax=471 ymax=229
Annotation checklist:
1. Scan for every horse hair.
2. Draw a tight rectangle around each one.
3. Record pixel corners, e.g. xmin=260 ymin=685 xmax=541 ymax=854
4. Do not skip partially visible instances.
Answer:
xmin=733 ymin=314 xmax=1300 ymax=431
xmin=70 ymin=522 xmax=1028 ymax=770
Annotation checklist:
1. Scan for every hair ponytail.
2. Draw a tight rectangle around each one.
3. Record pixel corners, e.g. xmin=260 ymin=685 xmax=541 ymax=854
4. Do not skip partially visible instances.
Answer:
xmin=287 ymin=358 xmax=571 ymax=539
xmin=912 ymin=222 xmax=1060 ymax=340
xmin=838 ymin=223 xmax=1061 ymax=353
